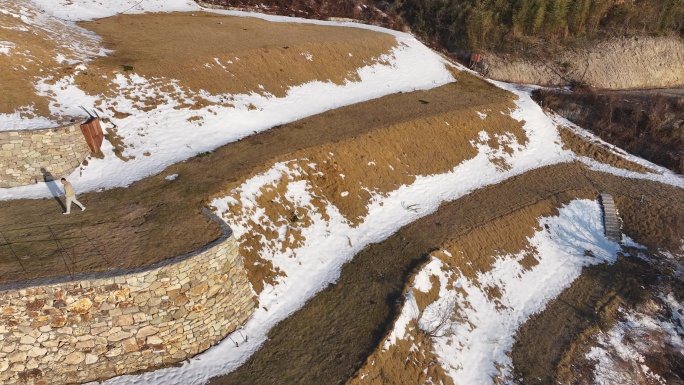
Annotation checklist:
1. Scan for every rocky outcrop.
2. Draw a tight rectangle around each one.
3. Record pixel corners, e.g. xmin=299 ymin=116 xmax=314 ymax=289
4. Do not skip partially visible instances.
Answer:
xmin=485 ymin=36 xmax=684 ymax=89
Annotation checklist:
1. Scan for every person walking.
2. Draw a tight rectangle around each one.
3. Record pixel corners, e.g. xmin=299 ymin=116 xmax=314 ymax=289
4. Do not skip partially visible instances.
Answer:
xmin=60 ymin=178 xmax=86 ymax=214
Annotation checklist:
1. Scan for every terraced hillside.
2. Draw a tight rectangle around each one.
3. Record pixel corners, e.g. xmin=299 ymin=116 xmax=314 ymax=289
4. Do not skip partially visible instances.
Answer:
xmin=0 ymin=2 xmax=683 ymax=385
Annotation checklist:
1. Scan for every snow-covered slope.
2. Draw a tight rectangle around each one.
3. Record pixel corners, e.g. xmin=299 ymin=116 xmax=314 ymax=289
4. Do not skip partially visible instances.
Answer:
xmin=363 ymin=199 xmax=625 ymax=383
xmin=3 ymin=1 xmax=682 ymax=385
xmin=93 ymin=79 xmax=683 ymax=385
xmin=1 ymin=0 xmax=454 ymax=200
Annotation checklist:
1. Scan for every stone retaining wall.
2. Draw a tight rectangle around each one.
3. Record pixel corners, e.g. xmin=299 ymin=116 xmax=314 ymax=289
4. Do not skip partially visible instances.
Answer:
xmin=0 ymin=219 xmax=255 ymax=385
xmin=0 ymin=124 xmax=90 ymax=188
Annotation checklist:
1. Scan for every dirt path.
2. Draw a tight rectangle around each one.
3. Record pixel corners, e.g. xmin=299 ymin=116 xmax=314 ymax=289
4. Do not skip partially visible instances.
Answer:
xmin=208 ymin=162 xmax=684 ymax=385
xmin=0 ymin=79 xmax=501 ymax=284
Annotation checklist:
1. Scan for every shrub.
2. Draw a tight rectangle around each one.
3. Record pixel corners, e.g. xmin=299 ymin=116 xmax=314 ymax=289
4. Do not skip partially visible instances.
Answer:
xmin=533 ymin=87 xmax=684 ymax=174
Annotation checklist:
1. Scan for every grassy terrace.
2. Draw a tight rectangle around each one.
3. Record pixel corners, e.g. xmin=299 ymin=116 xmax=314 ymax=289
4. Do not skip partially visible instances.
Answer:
xmin=0 ymin=74 xmax=509 ymax=284
xmin=210 ymin=163 xmax=684 ymax=384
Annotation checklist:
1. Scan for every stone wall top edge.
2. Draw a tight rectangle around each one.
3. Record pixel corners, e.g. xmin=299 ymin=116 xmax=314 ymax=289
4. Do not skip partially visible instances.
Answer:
xmin=0 ymin=121 xmax=89 ymax=136
xmin=0 ymin=208 xmax=235 ymax=293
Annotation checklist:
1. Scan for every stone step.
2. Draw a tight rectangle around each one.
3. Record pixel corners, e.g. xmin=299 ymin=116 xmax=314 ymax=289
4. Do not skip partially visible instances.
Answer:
xmin=599 ymin=193 xmax=622 ymax=242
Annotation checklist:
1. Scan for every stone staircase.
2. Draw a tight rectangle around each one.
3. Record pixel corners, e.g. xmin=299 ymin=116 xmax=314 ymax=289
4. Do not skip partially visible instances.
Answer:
xmin=599 ymin=193 xmax=621 ymax=242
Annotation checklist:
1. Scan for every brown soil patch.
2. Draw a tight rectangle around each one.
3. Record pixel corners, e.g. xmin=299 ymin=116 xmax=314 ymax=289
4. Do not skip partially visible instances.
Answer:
xmin=349 ymin=320 xmax=455 ymax=385
xmin=348 ymin=258 xmax=451 ymax=385
xmin=299 ymin=95 xmax=523 ymax=222
xmin=347 ymin=259 xmax=452 ymax=385
xmin=438 ymin=199 xmax=560 ymax=278
xmin=413 ymin=273 xmax=441 ymax=312
xmin=209 ymin=162 xmax=684 ymax=385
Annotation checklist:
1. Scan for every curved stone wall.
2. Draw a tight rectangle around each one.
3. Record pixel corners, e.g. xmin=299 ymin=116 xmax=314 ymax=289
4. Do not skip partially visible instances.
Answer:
xmin=0 ymin=212 xmax=255 ymax=385
xmin=0 ymin=123 xmax=89 ymax=188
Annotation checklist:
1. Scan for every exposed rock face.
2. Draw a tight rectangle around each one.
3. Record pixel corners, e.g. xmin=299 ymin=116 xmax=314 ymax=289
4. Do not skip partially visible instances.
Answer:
xmin=485 ymin=36 xmax=684 ymax=89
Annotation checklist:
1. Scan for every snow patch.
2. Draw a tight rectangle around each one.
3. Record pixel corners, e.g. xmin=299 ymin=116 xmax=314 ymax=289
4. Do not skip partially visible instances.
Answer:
xmin=1 ymin=10 xmax=455 ymax=199
xmin=586 ymin=300 xmax=684 ymax=385
xmin=388 ymin=200 xmax=626 ymax=384
xmin=0 ymin=41 xmax=15 ymax=55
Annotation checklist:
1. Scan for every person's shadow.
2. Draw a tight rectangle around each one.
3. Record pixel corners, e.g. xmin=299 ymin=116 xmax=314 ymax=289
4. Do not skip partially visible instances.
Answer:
xmin=41 ymin=168 xmax=66 ymax=212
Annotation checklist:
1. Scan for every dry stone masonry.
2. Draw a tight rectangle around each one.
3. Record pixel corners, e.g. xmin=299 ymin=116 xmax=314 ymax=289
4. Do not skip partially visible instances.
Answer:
xmin=0 ymin=232 xmax=255 ymax=385
xmin=0 ymin=123 xmax=90 ymax=188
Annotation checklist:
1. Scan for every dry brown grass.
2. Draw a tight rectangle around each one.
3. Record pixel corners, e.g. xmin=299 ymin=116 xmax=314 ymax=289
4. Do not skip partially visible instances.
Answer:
xmin=348 ymin=258 xmax=452 ymax=385
xmin=3 ymin=7 xmax=398 ymax=126
xmin=104 ymin=126 xmax=134 ymax=162
xmin=534 ymin=87 xmax=684 ymax=174
xmin=210 ymin=72 xmax=520 ymax=292
xmin=558 ymin=127 xmax=653 ymax=174
xmin=1 ymin=68 xmax=519 ymax=286
xmin=0 ymin=0 xmax=101 ymax=120
xmin=210 ymin=161 xmax=684 ymax=385
xmin=76 ymin=12 xmax=397 ymax=104
xmin=2 ymin=7 xmax=683 ymax=382
xmin=349 ymin=320 xmax=455 ymax=385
